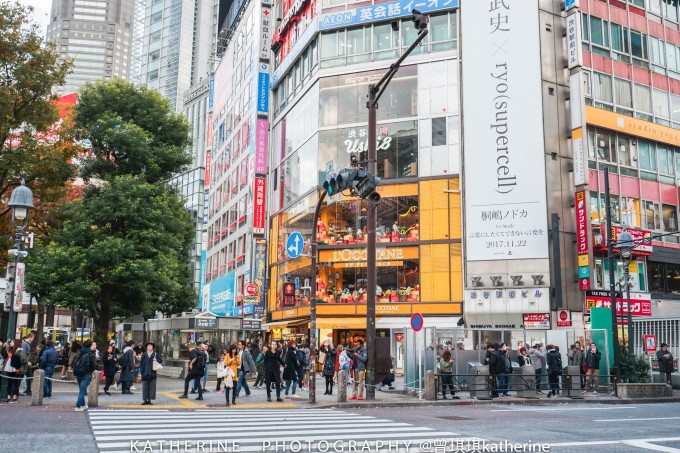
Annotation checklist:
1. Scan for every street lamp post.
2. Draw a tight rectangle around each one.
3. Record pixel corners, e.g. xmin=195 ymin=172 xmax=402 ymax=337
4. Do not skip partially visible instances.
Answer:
xmin=616 ymin=228 xmax=635 ymax=357
xmin=365 ymin=11 xmax=429 ymax=401
xmin=5 ymin=180 xmax=34 ymax=340
xmin=604 ymin=167 xmax=621 ymax=395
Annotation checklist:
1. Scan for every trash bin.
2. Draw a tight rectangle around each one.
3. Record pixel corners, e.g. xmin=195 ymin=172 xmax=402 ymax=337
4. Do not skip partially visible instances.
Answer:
xmin=469 ymin=363 xmax=490 ymax=399
xmin=564 ymin=365 xmax=582 ymax=396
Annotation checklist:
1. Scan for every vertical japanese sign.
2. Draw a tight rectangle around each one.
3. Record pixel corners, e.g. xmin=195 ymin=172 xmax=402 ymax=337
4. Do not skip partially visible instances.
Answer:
xmin=253 ymin=177 xmax=267 ymax=235
xmin=462 ymin=0 xmax=549 ymax=260
xmin=13 ymin=262 xmax=25 ymax=312
xmin=575 ymin=191 xmax=588 ymax=255
xmin=566 ymin=12 xmax=582 ymax=69
xmin=259 ymin=1 xmax=272 ymax=61
xmin=257 ymin=65 xmax=270 ymax=116
xmin=253 ymin=239 xmax=267 ymax=314
xmin=255 ymin=119 xmax=268 ymax=175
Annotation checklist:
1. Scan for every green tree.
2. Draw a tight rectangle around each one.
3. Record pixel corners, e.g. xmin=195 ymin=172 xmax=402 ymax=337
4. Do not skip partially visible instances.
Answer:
xmin=26 ymin=177 xmax=195 ymax=344
xmin=26 ymin=80 xmax=195 ymax=344
xmin=75 ymin=79 xmax=192 ymax=183
xmin=0 ymin=0 xmax=76 ymax=249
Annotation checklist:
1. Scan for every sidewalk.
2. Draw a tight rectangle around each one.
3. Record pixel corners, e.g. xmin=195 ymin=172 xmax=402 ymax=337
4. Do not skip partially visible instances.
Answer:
xmin=4 ymin=374 xmax=679 ymax=409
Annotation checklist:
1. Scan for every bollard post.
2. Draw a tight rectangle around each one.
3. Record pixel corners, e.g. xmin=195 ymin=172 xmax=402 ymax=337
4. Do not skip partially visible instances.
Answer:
xmin=425 ymin=370 xmax=436 ymax=401
xmin=31 ymin=369 xmax=44 ymax=406
xmin=87 ymin=370 xmax=100 ymax=407
xmin=337 ymin=370 xmax=347 ymax=403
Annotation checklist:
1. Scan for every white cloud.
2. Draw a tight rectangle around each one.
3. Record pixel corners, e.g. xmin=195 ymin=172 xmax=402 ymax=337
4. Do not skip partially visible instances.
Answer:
xmin=18 ymin=0 xmax=52 ymax=36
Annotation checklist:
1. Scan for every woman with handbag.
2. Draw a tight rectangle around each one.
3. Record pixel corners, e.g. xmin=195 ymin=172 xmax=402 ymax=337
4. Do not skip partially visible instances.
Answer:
xmin=223 ymin=344 xmax=240 ymax=406
xmin=139 ymin=341 xmax=163 ymax=405
xmin=320 ymin=342 xmax=336 ymax=395
xmin=102 ymin=344 xmax=117 ymax=396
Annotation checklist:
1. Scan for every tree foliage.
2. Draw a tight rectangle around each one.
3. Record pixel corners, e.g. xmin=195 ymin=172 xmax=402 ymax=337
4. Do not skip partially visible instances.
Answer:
xmin=26 ymin=80 xmax=196 ymax=344
xmin=0 ymin=0 xmax=77 ymax=253
xmin=75 ymin=79 xmax=192 ymax=183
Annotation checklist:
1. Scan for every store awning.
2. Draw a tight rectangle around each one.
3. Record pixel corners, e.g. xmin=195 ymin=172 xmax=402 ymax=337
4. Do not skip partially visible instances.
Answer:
xmin=316 ymin=318 xmax=367 ymax=330
xmin=262 ymin=318 xmax=307 ymax=330
xmin=376 ymin=316 xmax=461 ymax=329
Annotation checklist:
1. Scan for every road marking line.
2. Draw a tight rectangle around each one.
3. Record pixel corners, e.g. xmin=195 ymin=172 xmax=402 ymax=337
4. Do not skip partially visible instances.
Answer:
xmin=622 ymin=441 xmax=680 ymax=452
xmin=594 ymin=417 xmax=680 ymax=422
xmin=550 ymin=437 xmax=680 ymax=448
xmin=490 ymin=406 xmax=637 ymax=412
xmin=158 ymin=391 xmax=200 ymax=408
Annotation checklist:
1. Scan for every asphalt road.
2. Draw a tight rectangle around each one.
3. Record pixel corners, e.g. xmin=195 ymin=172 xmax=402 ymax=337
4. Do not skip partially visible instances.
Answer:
xmin=352 ymin=402 xmax=680 ymax=452
xmin=2 ymin=402 xmax=678 ymax=453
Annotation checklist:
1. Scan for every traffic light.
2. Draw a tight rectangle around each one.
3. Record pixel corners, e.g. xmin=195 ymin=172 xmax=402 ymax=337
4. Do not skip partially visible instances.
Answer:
xmin=282 ymin=282 xmax=296 ymax=307
xmin=323 ymin=168 xmax=357 ymax=196
xmin=354 ymin=170 xmax=381 ymax=201
xmin=412 ymin=9 xmax=429 ymax=31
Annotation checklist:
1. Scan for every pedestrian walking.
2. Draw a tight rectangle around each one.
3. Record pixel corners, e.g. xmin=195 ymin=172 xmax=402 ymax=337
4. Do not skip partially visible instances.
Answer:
xmin=584 ymin=342 xmax=601 ymax=393
xmin=139 ymin=341 xmax=162 ymax=405
xmin=192 ymin=342 xmax=211 ymax=393
xmin=223 ymin=344 xmax=240 ymax=406
xmin=569 ymin=343 xmax=584 ymax=389
xmin=253 ymin=345 xmax=266 ymax=388
xmin=264 ymin=341 xmax=284 ymax=402
xmin=439 ymin=350 xmax=458 ymax=399
xmin=73 ymin=340 xmax=97 ymax=411
xmin=2 ymin=339 xmax=27 ymax=403
xmin=546 ymin=345 xmax=562 ymax=398
xmin=236 ymin=340 xmax=255 ymax=397
xmin=529 ymin=343 xmax=546 ymax=394
xmin=485 ymin=343 xmax=503 ymax=398
xmin=118 ymin=340 xmax=136 ymax=394
xmin=498 ymin=343 xmax=512 ymax=397
xmin=102 ymin=344 xmax=117 ymax=396
xmin=656 ymin=343 xmax=674 ymax=386
xmin=349 ymin=339 xmax=367 ymax=400
xmin=215 ymin=346 xmax=228 ymax=393
xmin=39 ymin=340 xmax=59 ymax=398
xmin=59 ymin=342 xmax=71 ymax=378
xmin=179 ymin=342 xmax=206 ymax=400
xmin=20 ymin=332 xmax=34 ymax=395
xmin=283 ymin=341 xmax=299 ymax=396
xmin=296 ymin=343 xmax=308 ymax=391
xmin=320 ymin=342 xmax=336 ymax=395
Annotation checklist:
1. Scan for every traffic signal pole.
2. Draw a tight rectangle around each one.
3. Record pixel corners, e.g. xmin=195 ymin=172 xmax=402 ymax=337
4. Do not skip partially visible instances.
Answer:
xmin=308 ymin=190 xmax=327 ymax=404
xmin=365 ymin=13 xmax=429 ymax=401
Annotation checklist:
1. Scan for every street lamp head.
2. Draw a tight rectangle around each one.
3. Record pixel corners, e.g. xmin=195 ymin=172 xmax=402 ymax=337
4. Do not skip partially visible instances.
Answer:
xmin=9 ymin=180 xmax=34 ymax=226
xmin=616 ymin=228 xmax=634 ymax=260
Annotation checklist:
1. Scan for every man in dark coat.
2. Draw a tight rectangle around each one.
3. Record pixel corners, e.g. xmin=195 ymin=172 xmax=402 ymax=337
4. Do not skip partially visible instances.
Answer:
xmin=584 ymin=343 xmax=602 ymax=393
xmin=236 ymin=340 xmax=256 ymax=397
xmin=657 ymin=343 xmax=674 ymax=385
xmin=119 ymin=340 xmax=137 ymax=394
xmin=179 ymin=342 xmax=205 ymax=400
xmin=264 ymin=341 xmax=285 ymax=402
xmin=283 ymin=341 xmax=300 ymax=396
xmin=39 ymin=341 xmax=59 ymax=398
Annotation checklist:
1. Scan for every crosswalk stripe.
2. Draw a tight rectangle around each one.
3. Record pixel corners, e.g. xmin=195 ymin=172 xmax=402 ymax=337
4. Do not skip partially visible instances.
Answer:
xmin=89 ymin=408 xmax=461 ymax=453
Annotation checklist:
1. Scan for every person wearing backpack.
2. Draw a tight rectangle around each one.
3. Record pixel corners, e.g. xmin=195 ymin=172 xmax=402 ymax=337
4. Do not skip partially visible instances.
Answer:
xmin=118 ymin=340 xmax=136 ymax=395
xmin=296 ymin=343 xmax=310 ymax=391
xmin=73 ymin=340 xmax=97 ymax=411
xmin=179 ymin=342 xmax=205 ymax=400
xmin=236 ymin=340 xmax=255 ymax=398
xmin=546 ymin=345 xmax=563 ymax=398
xmin=39 ymin=340 xmax=59 ymax=398
xmin=283 ymin=341 xmax=300 ymax=396
xmin=485 ymin=343 xmax=502 ymax=398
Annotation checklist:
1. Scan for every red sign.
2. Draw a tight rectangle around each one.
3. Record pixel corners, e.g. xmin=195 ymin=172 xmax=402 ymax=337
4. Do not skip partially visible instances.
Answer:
xmin=523 ymin=313 xmax=551 ymax=329
xmin=593 ymin=224 xmax=653 ymax=255
xmin=245 ymin=282 xmax=259 ymax=296
xmin=204 ymin=150 xmax=211 ymax=186
xmin=584 ymin=290 xmax=652 ymax=316
xmin=644 ymin=334 xmax=657 ymax=353
xmin=395 ymin=333 xmax=403 ymax=342
xmin=253 ymin=177 xmax=267 ymax=235
xmin=575 ymin=191 xmax=589 ymax=255
xmin=557 ymin=309 xmax=572 ymax=327
xmin=579 ymin=277 xmax=591 ymax=291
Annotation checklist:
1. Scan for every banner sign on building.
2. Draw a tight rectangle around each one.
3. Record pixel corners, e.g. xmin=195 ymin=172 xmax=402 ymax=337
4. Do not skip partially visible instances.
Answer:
xmin=259 ymin=1 xmax=272 ymax=61
xmin=462 ymin=0 xmax=549 ymax=261
xmin=575 ymin=191 xmax=589 ymax=256
xmin=253 ymin=239 xmax=267 ymax=314
xmin=209 ymin=272 xmax=235 ymax=317
xmin=253 ymin=177 xmax=267 ymax=235
xmin=572 ymin=127 xmax=587 ymax=186
xmin=208 ymin=75 xmax=214 ymax=110
xmin=255 ymin=119 xmax=268 ymax=175
xmin=584 ymin=290 xmax=652 ymax=317
xmin=319 ymin=0 xmax=459 ymax=31
xmin=257 ymin=66 xmax=270 ymax=116
xmin=610 ymin=225 xmax=653 ymax=254
xmin=13 ymin=262 xmax=25 ymax=312
xmin=557 ymin=309 xmax=572 ymax=327
xmin=566 ymin=12 xmax=582 ymax=69
xmin=523 ymin=313 xmax=550 ymax=330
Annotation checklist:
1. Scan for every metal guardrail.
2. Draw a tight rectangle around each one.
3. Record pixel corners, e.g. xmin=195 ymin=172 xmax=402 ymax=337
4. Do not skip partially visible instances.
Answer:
xmin=433 ymin=372 xmax=620 ymax=400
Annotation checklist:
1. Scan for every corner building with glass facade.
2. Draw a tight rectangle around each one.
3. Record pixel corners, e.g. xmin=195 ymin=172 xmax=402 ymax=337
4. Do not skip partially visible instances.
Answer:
xmin=264 ymin=0 xmax=460 ymax=372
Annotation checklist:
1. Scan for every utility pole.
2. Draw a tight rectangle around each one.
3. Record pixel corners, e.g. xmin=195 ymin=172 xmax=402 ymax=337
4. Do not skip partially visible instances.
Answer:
xmin=365 ymin=11 xmax=429 ymax=401
xmin=604 ymin=167 xmax=621 ymax=395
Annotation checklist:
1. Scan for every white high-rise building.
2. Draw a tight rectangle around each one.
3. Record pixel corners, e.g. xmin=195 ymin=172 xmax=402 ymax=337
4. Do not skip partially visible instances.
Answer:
xmin=133 ymin=0 xmax=216 ymax=112
xmin=47 ymin=0 xmax=134 ymax=95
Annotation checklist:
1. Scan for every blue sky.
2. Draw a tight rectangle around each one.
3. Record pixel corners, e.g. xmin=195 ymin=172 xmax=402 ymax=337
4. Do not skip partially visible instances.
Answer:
xmin=19 ymin=0 xmax=52 ymax=36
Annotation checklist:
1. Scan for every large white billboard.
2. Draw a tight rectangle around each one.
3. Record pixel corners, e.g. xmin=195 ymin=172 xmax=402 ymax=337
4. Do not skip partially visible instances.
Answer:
xmin=462 ymin=0 xmax=549 ymax=261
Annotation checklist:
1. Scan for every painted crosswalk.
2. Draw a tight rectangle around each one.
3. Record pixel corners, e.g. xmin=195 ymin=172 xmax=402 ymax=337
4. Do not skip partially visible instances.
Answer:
xmin=88 ymin=408 xmax=465 ymax=452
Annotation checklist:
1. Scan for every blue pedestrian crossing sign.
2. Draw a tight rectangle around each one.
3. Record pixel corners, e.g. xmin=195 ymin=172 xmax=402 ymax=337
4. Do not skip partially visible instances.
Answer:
xmin=410 ymin=313 xmax=424 ymax=332
xmin=286 ymin=232 xmax=304 ymax=259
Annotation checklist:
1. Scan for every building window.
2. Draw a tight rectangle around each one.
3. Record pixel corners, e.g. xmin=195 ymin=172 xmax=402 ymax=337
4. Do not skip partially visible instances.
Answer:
xmin=621 ymin=197 xmax=639 ymax=227
xmin=149 ymin=49 xmax=160 ymax=61
xmin=611 ymin=23 xmax=629 ymax=62
xmin=643 ymin=200 xmax=661 ymax=230
xmin=663 ymin=204 xmax=678 ymax=231
xmin=150 ymin=30 xmax=161 ymax=43
xmin=592 ymin=72 xmax=613 ymax=106
xmin=148 ymin=69 xmax=159 ymax=81
xmin=151 ymin=11 xmax=162 ymax=24
xmin=638 ymin=140 xmax=657 ymax=172
xmin=432 ymin=117 xmax=447 ymax=146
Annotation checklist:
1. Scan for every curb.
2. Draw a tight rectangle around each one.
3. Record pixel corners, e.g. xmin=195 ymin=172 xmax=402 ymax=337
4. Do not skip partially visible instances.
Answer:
xmin=311 ymin=396 xmax=680 ymax=409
